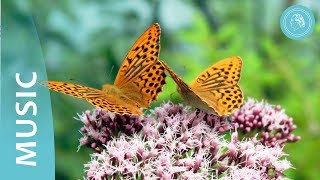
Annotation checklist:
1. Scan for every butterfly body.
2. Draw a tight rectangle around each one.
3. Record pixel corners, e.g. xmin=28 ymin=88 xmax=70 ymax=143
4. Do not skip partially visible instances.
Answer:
xmin=161 ymin=56 xmax=243 ymax=115
xmin=102 ymin=84 xmax=122 ymax=95
xmin=41 ymin=23 xmax=165 ymax=116
xmin=102 ymin=84 xmax=137 ymax=104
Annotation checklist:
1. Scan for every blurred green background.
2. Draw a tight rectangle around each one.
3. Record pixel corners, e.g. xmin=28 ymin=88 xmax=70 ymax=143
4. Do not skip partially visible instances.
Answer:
xmin=5 ymin=0 xmax=320 ymax=179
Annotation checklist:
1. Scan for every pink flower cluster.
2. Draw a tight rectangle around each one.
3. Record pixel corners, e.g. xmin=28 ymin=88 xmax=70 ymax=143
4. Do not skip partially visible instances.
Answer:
xmin=80 ymin=100 xmax=297 ymax=179
xmin=232 ymin=98 xmax=301 ymax=147
xmin=78 ymin=108 xmax=146 ymax=152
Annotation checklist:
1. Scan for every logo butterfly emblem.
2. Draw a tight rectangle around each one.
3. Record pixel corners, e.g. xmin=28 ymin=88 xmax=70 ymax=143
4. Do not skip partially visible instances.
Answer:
xmin=160 ymin=56 xmax=243 ymax=115
xmin=41 ymin=23 xmax=166 ymax=115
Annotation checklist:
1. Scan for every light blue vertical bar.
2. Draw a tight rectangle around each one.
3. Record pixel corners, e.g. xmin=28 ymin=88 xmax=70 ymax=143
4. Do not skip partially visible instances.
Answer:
xmin=1 ymin=4 xmax=55 ymax=180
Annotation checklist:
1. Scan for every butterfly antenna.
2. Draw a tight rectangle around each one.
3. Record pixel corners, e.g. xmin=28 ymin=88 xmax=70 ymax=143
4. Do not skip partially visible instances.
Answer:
xmin=107 ymin=65 xmax=115 ymax=82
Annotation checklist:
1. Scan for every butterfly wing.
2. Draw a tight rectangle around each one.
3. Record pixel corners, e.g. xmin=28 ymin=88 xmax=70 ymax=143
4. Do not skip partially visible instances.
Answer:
xmin=190 ymin=56 xmax=243 ymax=115
xmin=191 ymin=85 xmax=243 ymax=115
xmin=114 ymin=23 xmax=166 ymax=108
xmin=159 ymin=60 xmax=191 ymax=93
xmin=40 ymin=81 xmax=143 ymax=115
xmin=191 ymin=56 xmax=242 ymax=90
xmin=161 ymin=60 xmax=221 ymax=113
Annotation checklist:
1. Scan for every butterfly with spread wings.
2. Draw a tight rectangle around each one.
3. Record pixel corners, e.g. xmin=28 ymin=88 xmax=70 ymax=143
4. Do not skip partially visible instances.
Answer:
xmin=160 ymin=56 xmax=243 ymax=115
xmin=41 ymin=23 xmax=166 ymax=115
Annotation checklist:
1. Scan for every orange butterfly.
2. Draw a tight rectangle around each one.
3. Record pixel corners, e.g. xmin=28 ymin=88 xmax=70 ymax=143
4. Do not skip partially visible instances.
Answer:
xmin=41 ymin=23 xmax=166 ymax=115
xmin=160 ymin=56 xmax=243 ymax=115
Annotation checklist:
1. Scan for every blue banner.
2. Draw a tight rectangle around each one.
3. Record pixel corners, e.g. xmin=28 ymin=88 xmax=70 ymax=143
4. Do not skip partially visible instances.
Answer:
xmin=1 ymin=5 xmax=55 ymax=180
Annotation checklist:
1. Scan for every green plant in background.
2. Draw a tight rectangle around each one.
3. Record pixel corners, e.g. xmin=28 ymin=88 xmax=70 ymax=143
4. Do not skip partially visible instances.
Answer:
xmin=5 ymin=0 xmax=319 ymax=179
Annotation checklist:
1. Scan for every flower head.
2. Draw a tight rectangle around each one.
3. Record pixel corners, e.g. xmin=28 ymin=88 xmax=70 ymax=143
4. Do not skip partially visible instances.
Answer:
xmin=232 ymin=98 xmax=301 ymax=147
xmin=77 ymin=108 xmax=148 ymax=152
xmin=83 ymin=101 xmax=294 ymax=179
